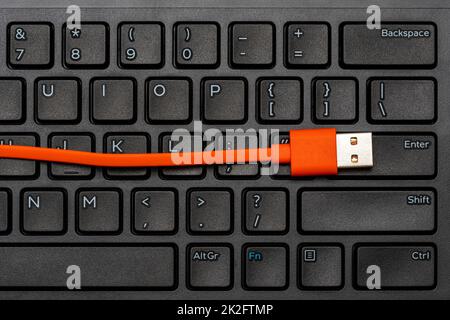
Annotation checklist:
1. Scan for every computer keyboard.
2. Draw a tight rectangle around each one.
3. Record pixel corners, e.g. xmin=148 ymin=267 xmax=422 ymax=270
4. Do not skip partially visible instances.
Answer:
xmin=0 ymin=0 xmax=447 ymax=301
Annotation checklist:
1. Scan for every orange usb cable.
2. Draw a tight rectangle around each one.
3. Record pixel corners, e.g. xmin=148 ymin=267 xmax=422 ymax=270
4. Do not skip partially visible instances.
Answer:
xmin=0 ymin=128 xmax=373 ymax=176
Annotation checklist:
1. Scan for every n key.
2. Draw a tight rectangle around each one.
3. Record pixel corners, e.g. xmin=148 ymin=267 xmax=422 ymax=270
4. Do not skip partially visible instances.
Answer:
xmin=21 ymin=189 xmax=67 ymax=234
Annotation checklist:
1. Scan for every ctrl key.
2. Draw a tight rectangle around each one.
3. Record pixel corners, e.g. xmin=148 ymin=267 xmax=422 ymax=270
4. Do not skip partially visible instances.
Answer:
xmin=243 ymin=245 xmax=288 ymax=290
xmin=355 ymin=245 xmax=436 ymax=289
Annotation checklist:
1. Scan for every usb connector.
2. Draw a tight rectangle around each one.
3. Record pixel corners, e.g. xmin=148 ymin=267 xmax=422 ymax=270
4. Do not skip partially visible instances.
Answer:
xmin=336 ymin=132 xmax=373 ymax=169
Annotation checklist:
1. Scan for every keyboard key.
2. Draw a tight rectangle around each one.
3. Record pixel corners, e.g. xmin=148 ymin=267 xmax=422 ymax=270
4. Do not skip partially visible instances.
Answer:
xmin=21 ymin=189 xmax=67 ymax=234
xmin=36 ymin=78 xmax=81 ymax=123
xmin=355 ymin=245 xmax=436 ymax=289
xmin=0 ymin=134 xmax=38 ymax=179
xmin=244 ymin=189 xmax=288 ymax=234
xmin=0 ymin=190 xmax=11 ymax=234
xmin=265 ymin=132 xmax=291 ymax=177
xmin=132 ymin=189 xmax=177 ymax=234
xmin=341 ymin=23 xmax=436 ymax=68
xmin=213 ymin=132 xmax=259 ymax=178
xmin=0 ymin=245 xmax=176 ymax=289
xmin=202 ymin=78 xmax=247 ymax=123
xmin=0 ymin=78 xmax=25 ymax=123
xmin=299 ymin=245 xmax=343 ymax=289
xmin=119 ymin=23 xmax=163 ymax=68
xmin=257 ymin=78 xmax=302 ymax=123
xmin=159 ymin=133 xmax=204 ymax=178
xmin=64 ymin=23 xmax=109 ymax=68
xmin=175 ymin=23 xmax=219 ymax=67
xmin=188 ymin=189 xmax=233 ymax=234
xmin=300 ymin=189 xmax=435 ymax=233
xmin=368 ymin=78 xmax=436 ymax=123
xmin=243 ymin=245 xmax=288 ymax=289
xmin=147 ymin=78 xmax=192 ymax=123
xmin=8 ymin=23 xmax=53 ymax=68
xmin=49 ymin=134 xmax=94 ymax=179
xmin=91 ymin=78 xmax=136 ymax=123
xmin=76 ymin=189 xmax=122 ymax=235
xmin=104 ymin=134 xmax=150 ymax=178
xmin=285 ymin=23 xmax=330 ymax=67
xmin=230 ymin=23 xmax=274 ymax=67
xmin=313 ymin=78 xmax=357 ymax=123
xmin=188 ymin=245 xmax=232 ymax=289
xmin=339 ymin=134 xmax=436 ymax=177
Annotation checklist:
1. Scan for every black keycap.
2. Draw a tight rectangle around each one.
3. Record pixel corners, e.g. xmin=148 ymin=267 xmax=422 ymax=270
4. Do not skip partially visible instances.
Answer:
xmin=0 ymin=78 xmax=25 ymax=123
xmin=285 ymin=23 xmax=330 ymax=67
xmin=132 ymin=189 xmax=177 ymax=234
xmin=0 ymin=245 xmax=176 ymax=289
xmin=202 ymin=78 xmax=247 ymax=123
xmin=0 ymin=135 xmax=38 ymax=179
xmin=76 ymin=189 xmax=122 ymax=235
xmin=36 ymin=78 xmax=81 ymax=123
xmin=244 ymin=189 xmax=288 ymax=234
xmin=300 ymin=189 xmax=435 ymax=233
xmin=159 ymin=133 xmax=204 ymax=178
xmin=8 ymin=23 xmax=53 ymax=68
xmin=49 ymin=134 xmax=94 ymax=179
xmin=339 ymin=134 xmax=436 ymax=177
xmin=175 ymin=23 xmax=219 ymax=67
xmin=188 ymin=245 xmax=232 ymax=289
xmin=243 ymin=245 xmax=288 ymax=289
xmin=21 ymin=189 xmax=67 ymax=234
xmin=299 ymin=245 xmax=343 ymax=289
xmin=119 ymin=23 xmax=163 ymax=68
xmin=64 ymin=23 xmax=109 ymax=68
xmin=313 ymin=78 xmax=357 ymax=123
xmin=355 ymin=245 xmax=436 ymax=289
xmin=368 ymin=78 xmax=436 ymax=123
xmin=257 ymin=78 xmax=302 ymax=123
xmin=264 ymin=132 xmax=291 ymax=177
xmin=104 ymin=134 xmax=150 ymax=178
xmin=0 ymin=190 xmax=11 ymax=234
xmin=91 ymin=78 xmax=136 ymax=123
xmin=341 ymin=23 xmax=436 ymax=68
xmin=230 ymin=23 xmax=274 ymax=67
xmin=213 ymin=133 xmax=259 ymax=178
xmin=188 ymin=189 xmax=233 ymax=234
xmin=147 ymin=78 xmax=191 ymax=123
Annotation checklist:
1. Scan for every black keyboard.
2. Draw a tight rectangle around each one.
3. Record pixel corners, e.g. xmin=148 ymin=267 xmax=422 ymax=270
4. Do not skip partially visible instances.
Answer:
xmin=0 ymin=0 xmax=447 ymax=301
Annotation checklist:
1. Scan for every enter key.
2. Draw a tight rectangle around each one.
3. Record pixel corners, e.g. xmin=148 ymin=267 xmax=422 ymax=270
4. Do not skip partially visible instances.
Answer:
xmin=339 ymin=134 xmax=436 ymax=177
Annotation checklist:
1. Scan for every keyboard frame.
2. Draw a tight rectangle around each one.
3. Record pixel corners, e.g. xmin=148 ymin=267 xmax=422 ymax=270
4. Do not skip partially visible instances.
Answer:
xmin=0 ymin=0 xmax=448 ymax=300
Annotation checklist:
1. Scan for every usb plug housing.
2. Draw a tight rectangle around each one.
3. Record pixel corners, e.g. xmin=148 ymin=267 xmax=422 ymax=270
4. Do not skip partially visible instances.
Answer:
xmin=336 ymin=132 xmax=373 ymax=169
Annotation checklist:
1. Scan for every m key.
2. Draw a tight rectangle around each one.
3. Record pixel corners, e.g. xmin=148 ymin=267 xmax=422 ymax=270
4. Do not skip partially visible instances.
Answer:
xmin=76 ymin=189 xmax=122 ymax=235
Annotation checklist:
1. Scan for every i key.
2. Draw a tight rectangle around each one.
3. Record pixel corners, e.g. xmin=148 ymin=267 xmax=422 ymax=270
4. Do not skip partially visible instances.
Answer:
xmin=8 ymin=23 xmax=53 ymax=68
xmin=91 ymin=78 xmax=136 ymax=123
xmin=119 ymin=23 xmax=163 ymax=68
xmin=175 ymin=23 xmax=219 ymax=67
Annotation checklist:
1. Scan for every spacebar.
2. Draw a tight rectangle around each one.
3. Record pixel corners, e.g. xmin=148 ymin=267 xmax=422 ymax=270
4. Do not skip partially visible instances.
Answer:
xmin=0 ymin=245 xmax=176 ymax=289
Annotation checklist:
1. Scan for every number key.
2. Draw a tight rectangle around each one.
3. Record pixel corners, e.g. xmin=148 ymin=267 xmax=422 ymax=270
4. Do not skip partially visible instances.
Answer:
xmin=64 ymin=23 xmax=108 ymax=68
xmin=8 ymin=23 xmax=53 ymax=68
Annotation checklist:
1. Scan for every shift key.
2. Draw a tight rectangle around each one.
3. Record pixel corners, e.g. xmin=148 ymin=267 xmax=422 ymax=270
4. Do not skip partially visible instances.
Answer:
xmin=339 ymin=134 xmax=436 ymax=177
xmin=341 ymin=23 xmax=436 ymax=67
